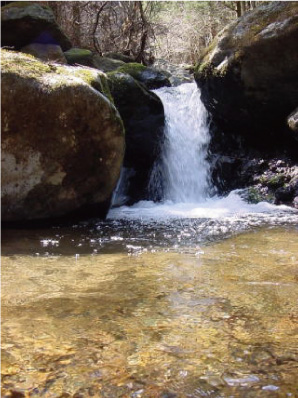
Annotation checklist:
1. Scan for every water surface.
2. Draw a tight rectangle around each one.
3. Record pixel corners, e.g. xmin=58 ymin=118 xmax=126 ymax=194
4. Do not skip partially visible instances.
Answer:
xmin=2 ymin=225 xmax=298 ymax=397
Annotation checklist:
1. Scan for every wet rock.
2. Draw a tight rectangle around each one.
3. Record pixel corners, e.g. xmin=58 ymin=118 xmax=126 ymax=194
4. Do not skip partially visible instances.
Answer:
xmin=275 ymin=172 xmax=298 ymax=205
xmin=210 ymin=153 xmax=298 ymax=207
xmin=154 ymin=58 xmax=194 ymax=86
xmin=1 ymin=2 xmax=72 ymax=51
xmin=21 ymin=43 xmax=67 ymax=64
xmin=1 ymin=50 xmax=125 ymax=223
xmin=107 ymin=72 xmax=165 ymax=202
xmin=287 ymin=108 xmax=298 ymax=137
xmin=116 ymin=63 xmax=171 ymax=90
xmin=195 ymin=2 xmax=298 ymax=151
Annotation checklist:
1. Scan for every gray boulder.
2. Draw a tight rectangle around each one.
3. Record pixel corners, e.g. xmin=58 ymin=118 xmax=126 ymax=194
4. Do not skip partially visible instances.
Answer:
xmin=116 ymin=63 xmax=171 ymax=90
xmin=1 ymin=2 xmax=72 ymax=50
xmin=1 ymin=51 xmax=125 ymax=223
xmin=21 ymin=43 xmax=67 ymax=64
xmin=195 ymin=1 xmax=298 ymax=151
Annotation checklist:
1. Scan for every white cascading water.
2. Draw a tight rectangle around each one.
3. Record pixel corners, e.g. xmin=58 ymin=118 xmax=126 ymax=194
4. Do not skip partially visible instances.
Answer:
xmin=108 ymin=83 xmax=295 ymax=221
xmin=150 ymin=82 xmax=211 ymax=202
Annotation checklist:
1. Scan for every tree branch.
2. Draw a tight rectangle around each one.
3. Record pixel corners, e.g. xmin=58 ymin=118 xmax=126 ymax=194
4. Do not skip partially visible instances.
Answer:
xmin=92 ymin=1 xmax=108 ymax=54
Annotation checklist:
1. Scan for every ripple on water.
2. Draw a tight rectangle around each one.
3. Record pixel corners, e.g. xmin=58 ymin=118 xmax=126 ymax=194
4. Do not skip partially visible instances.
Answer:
xmin=1 ymin=226 xmax=298 ymax=397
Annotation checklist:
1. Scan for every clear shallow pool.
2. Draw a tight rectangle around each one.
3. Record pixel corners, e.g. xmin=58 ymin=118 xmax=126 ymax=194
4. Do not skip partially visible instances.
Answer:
xmin=2 ymin=220 xmax=298 ymax=397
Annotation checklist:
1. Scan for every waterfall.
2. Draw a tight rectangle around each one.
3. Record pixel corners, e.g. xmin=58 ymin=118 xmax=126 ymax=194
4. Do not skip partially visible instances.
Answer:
xmin=109 ymin=82 xmax=294 ymax=221
xmin=150 ymin=82 xmax=211 ymax=203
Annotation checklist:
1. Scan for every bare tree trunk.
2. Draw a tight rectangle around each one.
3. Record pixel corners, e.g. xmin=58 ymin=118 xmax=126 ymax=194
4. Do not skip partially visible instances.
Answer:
xmin=92 ymin=2 xmax=108 ymax=54
xmin=233 ymin=1 xmax=242 ymax=17
xmin=135 ymin=1 xmax=148 ymax=64
xmin=72 ymin=3 xmax=81 ymax=47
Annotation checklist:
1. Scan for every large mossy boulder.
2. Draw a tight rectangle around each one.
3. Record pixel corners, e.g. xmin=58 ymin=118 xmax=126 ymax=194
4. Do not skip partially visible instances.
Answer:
xmin=195 ymin=1 xmax=298 ymax=151
xmin=64 ymin=48 xmax=94 ymax=66
xmin=116 ymin=63 xmax=171 ymax=90
xmin=107 ymin=72 xmax=165 ymax=202
xmin=65 ymin=49 xmax=126 ymax=72
xmin=1 ymin=50 xmax=125 ymax=223
xmin=1 ymin=2 xmax=72 ymax=51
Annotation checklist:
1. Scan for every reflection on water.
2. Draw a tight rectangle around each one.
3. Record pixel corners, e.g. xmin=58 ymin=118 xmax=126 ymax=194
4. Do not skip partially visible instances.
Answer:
xmin=2 ymin=226 xmax=298 ymax=397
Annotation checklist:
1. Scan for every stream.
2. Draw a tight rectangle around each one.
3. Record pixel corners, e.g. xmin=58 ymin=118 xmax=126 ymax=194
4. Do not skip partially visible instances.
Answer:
xmin=2 ymin=83 xmax=298 ymax=398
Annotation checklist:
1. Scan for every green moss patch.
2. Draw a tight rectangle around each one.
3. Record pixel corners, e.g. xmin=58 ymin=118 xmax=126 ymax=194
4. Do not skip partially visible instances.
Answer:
xmin=116 ymin=63 xmax=146 ymax=79
xmin=1 ymin=49 xmax=113 ymax=102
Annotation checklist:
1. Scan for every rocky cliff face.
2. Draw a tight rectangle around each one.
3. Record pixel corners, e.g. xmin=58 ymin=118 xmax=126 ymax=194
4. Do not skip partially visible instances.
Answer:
xmin=1 ymin=51 xmax=125 ymax=223
xmin=195 ymin=1 xmax=298 ymax=207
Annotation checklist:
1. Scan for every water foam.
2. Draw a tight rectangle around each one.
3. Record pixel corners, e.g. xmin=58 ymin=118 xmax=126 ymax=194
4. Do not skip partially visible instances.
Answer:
xmin=108 ymin=83 xmax=297 ymax=229
xmin=108 ymin=190 xmax=296 ymax=221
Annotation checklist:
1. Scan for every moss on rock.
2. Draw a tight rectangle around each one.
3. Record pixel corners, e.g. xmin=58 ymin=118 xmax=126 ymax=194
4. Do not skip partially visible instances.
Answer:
xmin=64 ymin=48 xmax=93 ymax=65
xmin=1 ymin=49 xmax=114 ymax=103
xmin=116 ymin=63 xmax=171 ymax=90
xmin=195 ymin=1 xmax=298 ymax=154
xmin=1 ymin=50 xmax=125 ymax=222
xmin=116 ymin=63 xmax=146 ymax=77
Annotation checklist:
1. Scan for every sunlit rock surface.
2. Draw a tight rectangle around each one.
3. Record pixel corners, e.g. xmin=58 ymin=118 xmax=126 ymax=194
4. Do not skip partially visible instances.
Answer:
xmin=195 ymin=1 xmax=298 ymax=150
xmin=21 ymin=43 xmax=67 ymax=64
xmin=195 ymin=2 xmax=298 ymax=207
xmin=1 ymin=50 xmax=125 ymax=223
